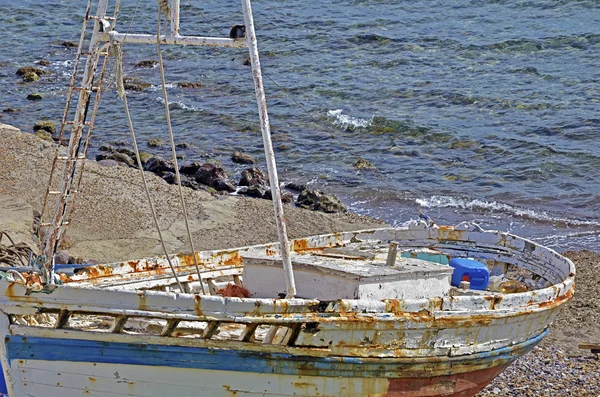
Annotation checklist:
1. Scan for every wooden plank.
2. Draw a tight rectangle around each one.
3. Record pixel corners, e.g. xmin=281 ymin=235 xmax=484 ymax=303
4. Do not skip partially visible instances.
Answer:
xmin=578 ymin=343 xmax=600 ymax=353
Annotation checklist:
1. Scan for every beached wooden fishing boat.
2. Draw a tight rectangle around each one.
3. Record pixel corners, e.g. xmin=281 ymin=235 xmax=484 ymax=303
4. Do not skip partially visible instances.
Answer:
xmin=0 ymin=224 xmax=575 ymax=396
xmin=0 ymin=0 xmax=575 ymax=396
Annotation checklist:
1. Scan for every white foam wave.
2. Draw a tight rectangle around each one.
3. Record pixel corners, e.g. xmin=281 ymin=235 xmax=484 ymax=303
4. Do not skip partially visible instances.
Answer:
xmin=155 ymin=97 xmax=197 ymax=111
xmin=328 ymin=109 xmax=372 ymax=129
xmin=416 ymin=195 xmax=600 ymax=227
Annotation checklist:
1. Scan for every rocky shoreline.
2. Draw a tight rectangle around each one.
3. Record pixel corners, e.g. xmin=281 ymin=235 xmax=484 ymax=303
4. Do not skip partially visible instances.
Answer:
xmin=0 ymin=123 xmax=597 ymax=396
xmin=0 ymin=123 xmax=385 ymax=263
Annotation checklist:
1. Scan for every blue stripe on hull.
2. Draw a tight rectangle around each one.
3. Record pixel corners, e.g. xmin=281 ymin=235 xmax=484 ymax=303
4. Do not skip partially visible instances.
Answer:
xmin=4 ymin=329 xmax=546 ymax=378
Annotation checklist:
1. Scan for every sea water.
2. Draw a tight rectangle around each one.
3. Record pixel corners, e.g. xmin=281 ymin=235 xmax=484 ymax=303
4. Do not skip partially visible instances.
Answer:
xmin=0 ymin=0 xmax=599 ymax=251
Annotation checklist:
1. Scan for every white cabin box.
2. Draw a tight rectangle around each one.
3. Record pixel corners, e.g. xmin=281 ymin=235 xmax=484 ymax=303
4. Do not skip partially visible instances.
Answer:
xmin=243 ymin=253 xmax=454 ymax=300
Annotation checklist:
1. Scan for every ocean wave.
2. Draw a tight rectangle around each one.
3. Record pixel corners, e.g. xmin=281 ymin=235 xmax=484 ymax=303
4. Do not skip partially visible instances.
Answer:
xmin=415 ymin=195 xmax=600 ymax=227
xmin=327 ymin=109 xmax=372 ymax=130
xmin=155 ymin=97 xmax=197 ymax=112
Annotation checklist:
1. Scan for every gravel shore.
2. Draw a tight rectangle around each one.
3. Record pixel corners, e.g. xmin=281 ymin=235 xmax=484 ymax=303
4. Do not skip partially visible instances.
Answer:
xmin=479 ymin=251 xmax=600 ymax=397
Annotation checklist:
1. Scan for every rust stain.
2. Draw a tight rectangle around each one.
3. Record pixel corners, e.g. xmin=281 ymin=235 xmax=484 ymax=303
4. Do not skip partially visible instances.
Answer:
xmin=193 ymin=294 xmax=204 ymax=316
xmin=538 ymin=286 xmax=574 ymax=310
xmin=483 ymin=295 xmax=503 ymax=310
xmin=265 ymin=247 xmax=276 ymax=256
xmin=4 ymin=282 xmax=15 ymax=297
xmin=88 ymin=377 xmax=96 ymax=383
xmin=84 ymin=265 xmax=113 ymax=278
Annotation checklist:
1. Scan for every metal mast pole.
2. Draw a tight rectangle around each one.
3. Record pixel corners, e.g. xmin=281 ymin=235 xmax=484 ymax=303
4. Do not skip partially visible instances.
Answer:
xmin=241 ymin=0 xmax=296 ymax=298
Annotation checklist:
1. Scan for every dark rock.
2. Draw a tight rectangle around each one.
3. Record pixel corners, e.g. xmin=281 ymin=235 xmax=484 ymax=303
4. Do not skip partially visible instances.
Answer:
xmin=352 ymin=158 xmax=374 ymax=169
xmin=180 ymin=161 xmax=202 ymax=176
xmin=110 ymin=152 xmax=134 ymax=166
xmin=239 ymin=167 xmax=267 ymax=187
xmin=135 ymin=60 xmax=158 ymax=68
xmin=22 ymin=72 xmax=39 ymax=82
xmin=55 ymin=251 xmax=70 ymax=264
xmin=96 ymin=152 xmax=134 ymax=167
xmin=38 ymin=60 xmax=51 ymax=66
xmin=232 ymin=151 xmax=256 ymax=165
xmin=33 ymin=120 xmax=56 ymax=134
xmin=110 ymin=140 xmax=130 ymax=146
xmin=123 ymin=78 xmax=151 ymax=91
xmin=61 ymin=41 xmax=77 ymax=48
xmin=243 ymin=57 xmax=251 ymax=66
xmin=284 ymin=182 xmax=306 ymax=192
xmin=162 ymin=172 xmax=177 ymax=184
xmin=281 ymin=191 xmax=294 ymax=203
xmin=180 ymin=178 xmax=205 ymax=191
xmin=99 ymin=144 xmax=115 ymax=152
xmin=138 ymin=152 xmax=153 ymax=166
xmin=26 ymin=93 xmax=43 ymax=101
xmin=148 ymin=138 xmax=167 ymax=147
xmin=144 ymin=156 xmax=175 ymax=175
xmin=194 ymin=163 xmax=235 ymax=192
xmin=177 ymin=154 xmax=186 ymax=160
xmin=3 ymin=108 xmax=21 ymax=113
xmin=16 ymin=66 xmax=48 ymax=76
xmin=296 ymin=189 xmax=347 ymax=213
xmin=116 ymin=147 xmax=136 ymax=158
xmin=176 ymin=142 xmax=194 ymax=149
xmin=214 ymin=179 xmax=236 ymax=193
xmin=177 ymin=81 xmax=203 ymax=89
xmin=244 ymin=185 xmax=267 ymax=199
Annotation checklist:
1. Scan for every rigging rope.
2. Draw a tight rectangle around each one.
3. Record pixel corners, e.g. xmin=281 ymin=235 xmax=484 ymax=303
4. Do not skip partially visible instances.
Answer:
xmin=113 ymin=42 xmax=184 ymax=292
xmin=156 ymin=1 xmax=207 ymax=294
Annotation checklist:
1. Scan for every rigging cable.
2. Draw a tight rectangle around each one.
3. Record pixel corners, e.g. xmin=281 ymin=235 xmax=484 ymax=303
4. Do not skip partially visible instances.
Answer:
xmin=156 ymin=1 xmax=207 ymax=294
xmin=113 ymin=42 xmax=184 ymax=292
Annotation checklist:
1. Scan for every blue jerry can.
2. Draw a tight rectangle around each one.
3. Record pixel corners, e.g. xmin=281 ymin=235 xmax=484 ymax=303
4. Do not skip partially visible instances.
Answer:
xmin=449 ymin=258 xmax=490 ymax=290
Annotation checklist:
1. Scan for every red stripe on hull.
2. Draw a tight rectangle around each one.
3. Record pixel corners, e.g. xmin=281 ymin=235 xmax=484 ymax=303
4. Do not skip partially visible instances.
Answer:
xmin=385 ymin=364 xmax=508 ymax=397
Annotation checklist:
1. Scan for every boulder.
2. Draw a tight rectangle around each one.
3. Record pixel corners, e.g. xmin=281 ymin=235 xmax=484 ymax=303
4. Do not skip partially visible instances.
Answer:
xmin=38 ymin=60 xmax=51 ymax=66
xmin=33 ymin=120 xmax=56 ymax=134
xmin=26 ymin=93 xmax=43 ymax=101
xmin=296 ymin=189 xmax=347 ymax=213
xmin=99 ymin=144 xmax=115 ymax=152
xmin=55 ymin=250 xmax=70 ymax=264
xmin=148 ymin=138 xmax=167 ymax=147
xmin=352 ymin=158 xmax=374 ymax=169
xmin=162 ymin=172 xmax=177 ymax=184
xmin=176 ymin=142 xmax=194 ymax=149
xmin=135 ymin=60 xmax=158 ymax=68
xmin=123 ymin=78 xmax=151 ymax=91
xmin=16 ymin=66 xmax=48 ymax=76
xmin=284 ymin=182 xmax=306 ymax=192
xmin=144 ymin=156 xmax=175 ymax=175
xmin=116 ymin=147 xmax=136 ymax=159
xmin=95 ymin=152 xmax=134 ymax=167
xmin=61 ymin=41 xmax=77 ymax=48
xmin=194 ymin=163 xmax=235 ymax=192
xmin=239 ymin=167 xmax=267 ymax=187
xmin=138 ymin=152 xmax=153 ymax=167
xmin=180 ymin=161 xmax=202 ymax=176
xmin=177 ymin=82 xmax=203 ymax=89
xmin=22 ymin=72 xmax=39 ymax=82
xmin=98 ymin=159 xmax=122 ymax=167
xmin=231 ymin=151 xmax=256 ymax=164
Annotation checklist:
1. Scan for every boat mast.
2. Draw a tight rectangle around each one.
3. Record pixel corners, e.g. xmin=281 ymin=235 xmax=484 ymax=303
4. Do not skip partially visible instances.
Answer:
xmin=43 ymin=0 xmax=297 ymax=297
xmin=241 ymin=0 xmax=297 ymax=298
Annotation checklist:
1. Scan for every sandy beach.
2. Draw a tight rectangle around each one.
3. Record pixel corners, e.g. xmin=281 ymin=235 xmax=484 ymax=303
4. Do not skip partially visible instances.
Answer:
xmin=0 ymin=123 xmax=597 ymax=396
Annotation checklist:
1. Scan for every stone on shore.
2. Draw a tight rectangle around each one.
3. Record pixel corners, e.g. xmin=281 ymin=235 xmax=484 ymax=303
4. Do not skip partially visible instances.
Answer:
xmin=297 ymin=189 xmax=347 ymax=213
xmin=194 ymin=163 xmax=235 ymax=192
xmin=33 ymin=121 xmax=56 ymax=135
xmin=239 ymin=167 xmax=267 ymax=187
xmin=232 ymin=151 xmax=256 ymax=165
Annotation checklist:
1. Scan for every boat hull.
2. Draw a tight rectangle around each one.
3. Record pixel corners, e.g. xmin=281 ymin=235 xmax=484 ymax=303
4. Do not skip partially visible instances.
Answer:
xmin=1 ymin=329 xmax=543 ymax=397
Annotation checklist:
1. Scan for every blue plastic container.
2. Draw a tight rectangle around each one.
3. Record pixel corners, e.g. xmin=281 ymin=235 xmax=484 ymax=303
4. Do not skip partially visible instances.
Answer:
xmin=449 ymin=258 xmax=490 ymax=290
